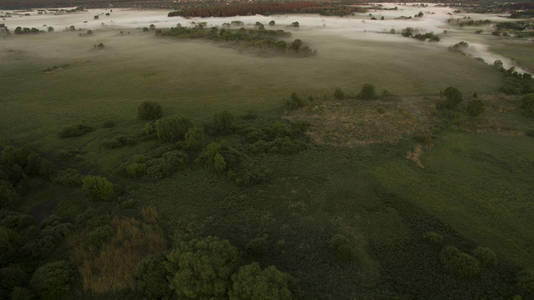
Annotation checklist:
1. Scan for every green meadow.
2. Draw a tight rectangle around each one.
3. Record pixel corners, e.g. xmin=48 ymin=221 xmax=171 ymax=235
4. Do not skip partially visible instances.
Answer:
xmin=1 ymin=26 xmax=534 ymax=300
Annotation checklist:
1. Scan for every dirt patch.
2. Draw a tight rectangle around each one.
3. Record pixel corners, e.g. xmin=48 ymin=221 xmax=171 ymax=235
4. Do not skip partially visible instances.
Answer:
xmin=406 ymin=144 xmax=425 ymax=168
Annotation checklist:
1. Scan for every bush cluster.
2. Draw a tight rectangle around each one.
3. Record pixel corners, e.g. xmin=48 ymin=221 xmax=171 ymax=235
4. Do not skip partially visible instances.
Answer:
xmin=82 ymin=175 xmax=114 ymax=201
xmin=137 ymin=101 xmax=163 ymax=120
xmin=58 ymin=124 xmax=94 ymax=138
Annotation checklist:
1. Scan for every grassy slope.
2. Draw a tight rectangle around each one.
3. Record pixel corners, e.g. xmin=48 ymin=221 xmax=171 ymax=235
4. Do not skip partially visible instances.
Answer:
xmin=374 ymin=131 xmax=534 ymax=269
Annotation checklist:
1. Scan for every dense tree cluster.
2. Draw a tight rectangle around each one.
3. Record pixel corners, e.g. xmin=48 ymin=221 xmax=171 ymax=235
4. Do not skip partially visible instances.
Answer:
xmin=156 ymin=25 xmax=315 ymax=57
xmin=168 ymin=2 xmax=320 ymax=18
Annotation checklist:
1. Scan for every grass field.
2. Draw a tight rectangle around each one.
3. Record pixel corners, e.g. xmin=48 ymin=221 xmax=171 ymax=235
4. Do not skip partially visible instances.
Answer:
xmin=1 ymin=26 xmax=534 ymax=300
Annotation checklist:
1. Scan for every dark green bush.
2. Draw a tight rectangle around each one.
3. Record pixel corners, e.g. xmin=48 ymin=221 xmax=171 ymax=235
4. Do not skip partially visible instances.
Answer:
xmin=473 ymin=247 xmax=497 ymax=267
xmin=285 ymin=93 xmax=304 ymax=110
xmin=184 ymin=127 xmax=206 ymax=152
xmin=102 ymin=120 xmax=115 ymax=128
xmin=102 ymin=135 xmax=137 ymax=149
xmin=135 ymin=254 xmax=171 ymax=299
xmin=146 ymin=150 xmax=187 ymax=179
xmin=422 ymin=231 xmax=444 ymax=244
xmin=517 ymin=269 xmax=534 ymax=295
xmin=58 ymin=124 xmax=93 ymax=138
xmin=155 ymin=117 xmax=193 ymax=142
xmin=358 ymin=84 xmax=377 ymax=100
xmin=87 ymin=225 xmax=114 ymax=249
xmin=334 ymin=88 xmax=345 ymax=100
xmin=137 ymin=101 xmax=163 ymax=120
xmin=126 ymin=162 xmax=147 ymax=178
xmin=52 ymin=169 xmax=82 ymax=186
xmin=0 ymin=181 xmax=18 ymax=209
xmin=466 ymin=99 xmax=485 ymax=116
xmin=81 ymin=175 xmax=114 ymax=201
xmin=328 ymin=234 xmax=357 ymax=261
xmin=0 ymin=265 xmax=28 ymax=299
xmin=439 ymin=246 xmax=480 ymax=277
xmin=30 ymin=261 xmax=74 ymax=300
xmin=245 ymin=234 xmax=269 ymax=257
xmin=437 ymin=87 xmax=463 ymax=110
xmin=210 ymin=111 xmax=235 ymax=136
xmin=166 ymin=236 xmax=238 ymax=299
xmin=229 ymin=263 xmax=293 ymax=300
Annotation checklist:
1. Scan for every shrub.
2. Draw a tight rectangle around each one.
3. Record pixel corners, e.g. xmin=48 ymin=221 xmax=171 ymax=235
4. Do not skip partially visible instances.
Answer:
xmin=30 ymin=261 xmax=74 ymax=300
xmin=0 ymin=181 xmax=18 ymax=209
xmin=517 ymin=270 xmax=534 ymax=294
xmin=334 ymin=88 xmax=345 ymax=100
xmin=126 ymin=162 xmax=146 ymax=178
xmin=82 ymin=176 xmax=114 ymax=201
xmin=58 ymin=124 xmax=93 ymax=138
xmin=423 ymin=231 xmax=443 ymax=244
xmin=439 ymin=87 xmax=463 ymax=110
xmin=155 ymin=117 xmax=193 ymax=142
xmin=229 ymin=263 xmax=293 ymax=300
xmin=466 ymin=99 xmax=485 ymax=116
xmin=473 ymin=247 xmax=497 ymax=267
xmin=184 ymin=127 xmax=206 ymax=151
xmin=521 ymin=94 xmax=534 ymax=118
xmin=87 ymin=225 xmax=114 ymax=249
xmin=358 ymin=84 xmax=377 ymax=100
xmin=137 ymin=101 xmax=162 ymax=120
xmin=210 ymin=111 xmax=235 ymax=136
xmin=328 ymin=234 xmax=357 ymax=261
xmin=165 ymin=236 xmax=238 ymax=299
xmin=0 ymin=266 xmax=28 ymax=299
xmin=146 ymin=150 xmax=187 ymax=179
xmin=52 ymin=169 xmax=82 ymax=186
xmin=135 ymin=254 xmax=171 ymax=299
xmin=102 ymin=135 xmax=137 ymax=149
xmin=440 ymin=246 xmax=480 ymax=277
xmin=245 ymin=234 xmax=269 ymax=257
xmin=285 ymin=92 xmax=304 ymax=110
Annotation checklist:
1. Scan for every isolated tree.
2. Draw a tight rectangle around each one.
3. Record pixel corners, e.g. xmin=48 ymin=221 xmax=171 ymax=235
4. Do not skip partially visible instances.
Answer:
xmin=165 ymin=236 xmax=238 ymax=299
xmin=334 ymin=88 xmax=345 ymax=100
xmin=269 ymin=20 xmax=276 ymax=26
xmin=30 ymin=261 xmax=74 ymax=300
xmin=441 ymin=86 xmax=463 ymax=109
xmin=358 ymin=84 xmax=377 ymax=100
xmin=137 ymin=101 xmax=162 ymax=120
xmin=155 ymin=117 xmax=193 ymax=142
xmin=229 ymin=263 xmax=293 ymax=300
xmin=82 ymin=175 xmax=114 ymax=201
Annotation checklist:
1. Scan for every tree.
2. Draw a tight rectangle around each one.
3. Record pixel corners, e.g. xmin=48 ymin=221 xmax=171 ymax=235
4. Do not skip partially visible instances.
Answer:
xmin=135 ymin=254 xmax=171 ymax=300
xmin=328 ymin=234 xmax=357 ymax=261
xmin=517 ymin=269 xmax=534 ymax=295
xmin=358 ymin=84 xmax=377 ymax=100
xmin=30 ymin=261 xmax=74 ymax=300
xmin=82 ymin=175 xmax=114 ymax=201
xmin=0 ymin=181 xmax=18 ymax=209
xmin=440 ymin=246 xmax=480 ymax=277
xmin=155 ymin=117 xmax=193 ymax=142
xmin=229 ymin=263 xmax=293 ymax=300
xmin=439 ymin=86 xmax=463 ymax=109
xmin=269 ymin=20 xmax=275 ymax=26
xmin=466 ymin=99 xmax=485 ymax=116
xmin=0 ymin=265 xmax=27 ymax=299
xmin=165 ymin=236 xmax=238 ymax=299
xmin=137 ymin=101 xmax=162 ymax=120
xmin=211 ymin=111 xmax=235 ymax=135
xmin=184 ymin=127 xmax=206 ymax=151
xmin=334 ymin=88 xmax=345 ymax=100
xmin=473 ymin=247 xmax=497 ymax=267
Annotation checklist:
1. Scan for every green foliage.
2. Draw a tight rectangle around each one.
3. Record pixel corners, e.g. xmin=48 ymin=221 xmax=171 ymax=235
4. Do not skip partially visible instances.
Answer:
xmin=87 ymin=225 xmax=114 ymax=249
xmin=135 ymin=253 xmax=171 ymax=300
xmin=285 ymin=93 xmax=304 ymax=110
xmin=126 ymin=162 xmax=147 ymax=178
xmin=521 ymin=94 xmax=534 ymax=118
xmin=422 ymin=231 xmax=444 ymax=244
xmin=102 ymin=120 xmax=115 ymax=128
xmin=334 ymin=88 xmax=345 ymax=100
xmin=137 ymin=101 xmax=163 ymax=120
xmin=358 ymin=84 xmax=377 ymax=100
xmin=209 ymin=111 xmax=235 ymax=136
xmin=102 ymin=135 xmax=137 ymax=149
xmin=0 ymin=181 xmax=18 ymax=209
xmin=517 ymin=270 xmax=534 ymax=295
xmin=245 ymin=234 xmax=269 ymax=257
xmin=184 ymin=127 xmax=206 ymax=151
xmin=466 ymin=99 xmax=485 ymax=116
xmin=165 ymin=236 xmax=238 ymax=299
xmin=439 ymin=246 xmax=481 ymax=277
xmin=438 ymin=86 xmax=463 ymax=110
xmin=82 ymin=175 xmax=114 ymax=201
xmin=473 ymin=247 xmax=497 ymax=267
xmin=58 ymin=124 xmax=93 ymax=138
xmin=30 ymin=261 xmax=74 ymax=300
xmin=52 ymin=169 xmax=82 ymax=186
xmin=229 ymin=263 xmax=293 ymax=300
xmin=155 ymin=117 xmax=193 ymax=143
xmin=0 ymin=265 xmax=28 ymax=299
xmin=10 ymin=287 xmax=34 ymax=300
xmin=328 ymin=234 xmax=357 ymax=261
xmin=146 ymin=150 xmax=187 ymax=179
